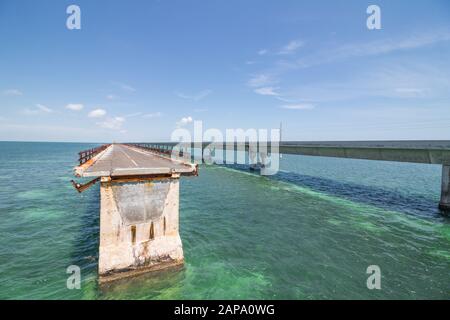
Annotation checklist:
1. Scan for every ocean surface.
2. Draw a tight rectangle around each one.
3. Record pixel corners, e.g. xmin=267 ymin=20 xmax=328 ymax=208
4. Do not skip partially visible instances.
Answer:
xmin=0 ymin=141 xmax=449 ymax=299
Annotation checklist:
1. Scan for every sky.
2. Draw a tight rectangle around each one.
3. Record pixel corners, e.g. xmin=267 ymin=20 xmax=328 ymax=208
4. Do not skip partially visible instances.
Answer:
xmin=0 ymin=0 xmax=450 ymax=142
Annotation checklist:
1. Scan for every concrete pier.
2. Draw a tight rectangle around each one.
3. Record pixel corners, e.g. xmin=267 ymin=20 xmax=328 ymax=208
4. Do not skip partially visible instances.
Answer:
xmin=73 ymin=144 xmax=197 ymax=282
xmin=99 ymin=175 xmax=183 ymax=282
xmin=439 ymin=165 xmax=450 ymax=211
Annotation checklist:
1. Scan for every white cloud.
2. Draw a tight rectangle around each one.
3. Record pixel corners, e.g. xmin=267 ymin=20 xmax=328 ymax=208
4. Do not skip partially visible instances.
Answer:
xmin=143 ymin=112 xmax=162 ymax=118
xmin=246 ymin=31 xmax=450 ymax=102
xmin=278 ymin=40 xmax=303 ymax=55
xmin=125 ymin=112 xmax=142 ymax=118
xmin=258 ymin=49 xmax=268 ymax=55
xmin=121 ymin=84 xmax=136 ymax=92
xmin=254 ymin=87 xmax=279 ymax=96
xmin=247 ymin=74 xmax=276 ymax=87
xmin=22 ymin=109 xmax=38 ymax=116
xmin=97 ymin=116 xmax=125 ymax=130
xmin=22 ymin=104 xmax=53 ymax=115
xmin=275 ymin=61 xmax=450 ymax=104
xmin=36 ymin=104 xmax=52 ymax=113
xmin=296 ymin=30 xmax=450 ymax=69
xmin=395 ymin=88 xmax=424 ymax=94
xmin=244 ymin=31 xmax=450 ymax=107
xmin=106 ymin=94 xmax=118 ymax=100
xmin=176 ymin=90 xmax=212 ymax=101
xmin=176 ymin=116 xmax=193 ymax=127
xmin=280 ymin=104 xmax=315 ymax=110
xmin=113 ymin=82 xmax=136 ymax=92
xmin=335 ymin=32 xmax=450 ymax=58
xmin=88 ymin=108 xmax=107 ymax=118
xmin=394 ymin=87 xmax=426 ymax=97
xmin=66 ymin=103 xmax=84 ymax=111
xmin=275 ymin=96 xmax=298 ymax=103
xmin=2 ymin=89 xmax=22 ymax=96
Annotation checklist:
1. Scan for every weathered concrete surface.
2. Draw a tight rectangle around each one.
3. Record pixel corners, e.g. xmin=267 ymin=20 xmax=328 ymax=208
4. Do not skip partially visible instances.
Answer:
xmin=440 ymin=165 xmax=450 ymax=211
xmin=99 ymin=176 xmax=183 ymax=282
xmin=75 ymin=144 xmax=196 ymax=177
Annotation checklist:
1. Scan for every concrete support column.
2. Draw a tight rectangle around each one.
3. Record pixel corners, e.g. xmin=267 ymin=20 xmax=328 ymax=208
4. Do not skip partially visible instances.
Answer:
xmin=439 ymin=165 xmax=450 ymax=211
xmin=98 ymin=175 xmax=184 ymax=282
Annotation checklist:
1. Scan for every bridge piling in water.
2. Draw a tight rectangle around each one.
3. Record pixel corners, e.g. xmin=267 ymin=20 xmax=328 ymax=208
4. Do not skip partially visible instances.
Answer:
xmin=73 ymin=143 xmax=197 ymax=282
xmin=99 ymin=174 xmax=184 ymax=282
xmin=440 ymin=165 xmax=450 ymax=211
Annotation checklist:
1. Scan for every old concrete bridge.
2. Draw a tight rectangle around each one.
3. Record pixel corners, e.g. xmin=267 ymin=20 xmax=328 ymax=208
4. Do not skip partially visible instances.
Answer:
xmin=73 ymin=141 xmax=450 ymax=281
xmin=72 ymin=143 xmax=198 ymax=282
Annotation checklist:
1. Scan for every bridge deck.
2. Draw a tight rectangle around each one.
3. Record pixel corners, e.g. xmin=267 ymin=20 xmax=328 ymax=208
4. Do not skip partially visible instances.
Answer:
xmin=74 ymin=144 xmax=196 ymax=177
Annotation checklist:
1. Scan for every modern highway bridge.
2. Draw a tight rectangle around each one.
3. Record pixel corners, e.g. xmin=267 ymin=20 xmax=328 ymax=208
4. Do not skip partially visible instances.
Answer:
xmin=72 ymin=141 xmax=450 ymax=282
xmin=127 ymin=140 xmax=450 ymax=211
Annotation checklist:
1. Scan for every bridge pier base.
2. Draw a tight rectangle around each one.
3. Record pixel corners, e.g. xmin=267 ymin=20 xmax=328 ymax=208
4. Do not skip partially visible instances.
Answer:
xmin=439 ymin=165 xmax=450 ymax=212
xmin=98 ymin=175 xmax=184 ymax=283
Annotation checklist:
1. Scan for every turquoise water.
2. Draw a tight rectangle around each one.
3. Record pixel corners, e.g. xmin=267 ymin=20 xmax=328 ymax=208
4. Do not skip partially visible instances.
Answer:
xmin=0 ymin=141 xmax=449 ymax=299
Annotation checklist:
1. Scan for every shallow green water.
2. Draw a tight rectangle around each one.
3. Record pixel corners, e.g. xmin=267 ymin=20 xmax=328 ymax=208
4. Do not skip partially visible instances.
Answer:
xmin=0 ymin=142 xmax=448 ymax=299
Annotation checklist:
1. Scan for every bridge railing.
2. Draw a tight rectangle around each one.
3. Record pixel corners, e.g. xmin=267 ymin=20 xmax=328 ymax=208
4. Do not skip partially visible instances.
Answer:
xmin=78 ymin=144 xmax=111 ymax=165
xmin=127 ymin=143 xmax=179 ymax=156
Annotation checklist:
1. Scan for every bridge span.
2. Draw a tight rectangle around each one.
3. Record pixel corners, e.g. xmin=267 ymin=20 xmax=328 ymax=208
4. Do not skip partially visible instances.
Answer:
xmin=128 ymin=141 xmax=450 ymax=211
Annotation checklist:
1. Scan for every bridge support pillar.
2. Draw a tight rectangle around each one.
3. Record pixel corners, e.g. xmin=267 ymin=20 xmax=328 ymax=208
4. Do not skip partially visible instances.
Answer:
xmin=439 ymin=165 xmax=450 ymax=211
xmin=98 ymin=175 xmax=184 ymax=283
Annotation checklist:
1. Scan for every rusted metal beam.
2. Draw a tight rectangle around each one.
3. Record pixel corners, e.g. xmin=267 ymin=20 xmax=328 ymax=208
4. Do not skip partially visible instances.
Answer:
xmin=71 ymin=177 xmax=101 ymax=193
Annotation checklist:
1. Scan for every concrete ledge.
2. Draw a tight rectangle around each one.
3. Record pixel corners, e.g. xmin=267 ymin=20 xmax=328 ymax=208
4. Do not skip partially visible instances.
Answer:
xmin=99 ymin=259 xmax=184 ymax=284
